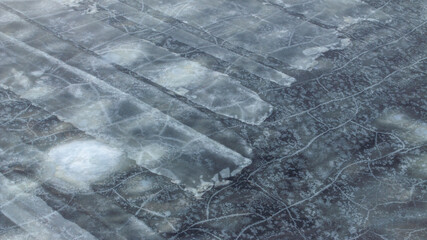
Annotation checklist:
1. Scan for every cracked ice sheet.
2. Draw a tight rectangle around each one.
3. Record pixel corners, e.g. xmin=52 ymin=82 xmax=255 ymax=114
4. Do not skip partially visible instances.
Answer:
xmin=0 ymin=173 xmax=98 ymax=240
xmin=0 ymin=7 xmax=252 ymax=159
xmin=96 ymin=0 xmax=296 ymax=86
xmin=0 ymin=87 xmax=185 ymax=236
xmin=2 ymin=0 xmax=273 ymax=125
xmin=0 ymin=32 xmax=251 ymax=195
xmin=141 ymin=0 xmax=350 ymax=70
xmin=0 ymin=128 xmax=165 ymax=239
xmin=0 ymin=116 xmax=189 ymax=238
xmin=268 ymin=0 xmax=391 ymax=29
xmin=92 ymin=37 xmax=272 ymax=125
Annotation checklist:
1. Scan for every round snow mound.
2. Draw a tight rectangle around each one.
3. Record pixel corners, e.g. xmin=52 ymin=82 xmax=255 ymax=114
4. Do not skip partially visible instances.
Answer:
xmin=47 ymin=140 xmax=123 ymax=189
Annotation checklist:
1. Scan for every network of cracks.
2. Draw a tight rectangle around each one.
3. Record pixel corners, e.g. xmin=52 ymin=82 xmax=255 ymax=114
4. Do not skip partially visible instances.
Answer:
xmin=0 ymin=0 xmax=426 ymax=239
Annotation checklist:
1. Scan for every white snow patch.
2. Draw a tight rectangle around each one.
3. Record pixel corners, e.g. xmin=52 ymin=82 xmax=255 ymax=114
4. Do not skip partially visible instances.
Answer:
xmin=46 ymin=140 xmax=123 ymax=189
xmin=157 ymin=61 xmax=208 ymax=88
xmin=379 ymin=111 xmax=427 ymax=143
xmin=98 ymin=42 xmax=148 ymax=67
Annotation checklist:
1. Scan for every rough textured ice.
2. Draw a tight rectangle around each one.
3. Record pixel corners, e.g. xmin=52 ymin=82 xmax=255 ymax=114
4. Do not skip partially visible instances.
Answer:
xmin=0 ymin=0 xmax=426 ymax=239
xmin=8 ymin=0 xmax=274 ymax=125
xmin=94 ymin=37 xmax=273 ymax=125
xmin=0 ymin=30 xmax=251 ymax=195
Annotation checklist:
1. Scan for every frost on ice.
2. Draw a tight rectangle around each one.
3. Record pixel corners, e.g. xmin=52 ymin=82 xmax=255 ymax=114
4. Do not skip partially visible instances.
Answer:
xmin=46 ymin=140 xmax=123 ymax=189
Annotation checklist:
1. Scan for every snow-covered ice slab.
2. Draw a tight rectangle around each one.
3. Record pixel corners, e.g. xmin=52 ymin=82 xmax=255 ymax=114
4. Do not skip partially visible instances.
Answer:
xmin=1 ymin=0 xmax=273 ymax=125
xmin=47 ymin=140 xmax=124 ymax=189
xmin=96 ymin=0 xmax=296 ymax=86
xmin=0 ymin=32 xmax=251 ymax=195
xmin=138 ymin=0 xmax=350 ymax=70
xmin=93 ymin=37 xmax=273 ymax=125
xmin=0 ymin=6 xmax=252 ymax=158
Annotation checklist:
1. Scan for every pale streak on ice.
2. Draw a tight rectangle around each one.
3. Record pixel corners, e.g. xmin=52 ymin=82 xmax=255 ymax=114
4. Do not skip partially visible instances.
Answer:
xmin=0 ymin=32 xmax=251 ymax=195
